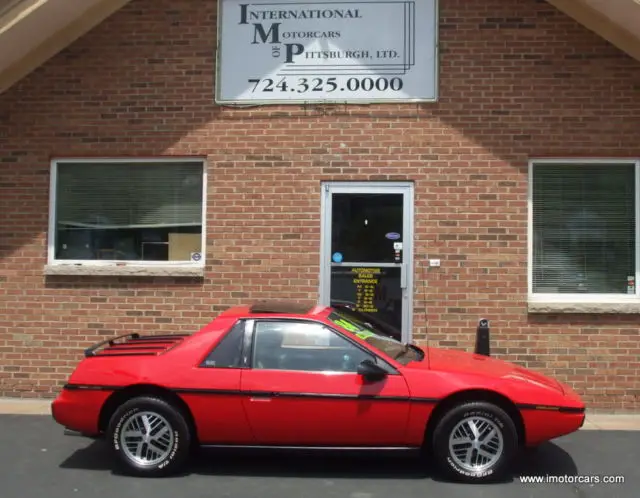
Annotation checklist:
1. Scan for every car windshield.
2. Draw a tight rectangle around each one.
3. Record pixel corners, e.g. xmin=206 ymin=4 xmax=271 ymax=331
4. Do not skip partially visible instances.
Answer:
xmin=327 ymin=310 xmax=424 ymax=365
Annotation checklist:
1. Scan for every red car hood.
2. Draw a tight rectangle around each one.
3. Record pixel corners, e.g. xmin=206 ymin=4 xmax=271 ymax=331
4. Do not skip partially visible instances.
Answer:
xmin=416 ymin=347 xmax=564 ymax=394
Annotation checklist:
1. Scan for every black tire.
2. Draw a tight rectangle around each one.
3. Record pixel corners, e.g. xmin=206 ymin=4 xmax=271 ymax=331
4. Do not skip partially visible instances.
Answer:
xmin=431 ymin=401 xmax=518 ymax=483
xmin=106 ymin=396 xmax=192 ymax=477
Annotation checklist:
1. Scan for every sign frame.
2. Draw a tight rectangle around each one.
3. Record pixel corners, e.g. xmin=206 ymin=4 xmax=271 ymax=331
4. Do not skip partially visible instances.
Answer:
xmin=214 ymin=0 xmax=440 ymax=105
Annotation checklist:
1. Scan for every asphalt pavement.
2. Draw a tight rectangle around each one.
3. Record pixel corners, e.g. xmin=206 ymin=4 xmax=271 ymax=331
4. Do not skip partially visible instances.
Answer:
xmin=0 ymin=414 xmax=637 ymax=498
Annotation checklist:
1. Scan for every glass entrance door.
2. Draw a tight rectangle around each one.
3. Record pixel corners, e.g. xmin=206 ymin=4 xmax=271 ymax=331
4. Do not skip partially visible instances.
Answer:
xmin=320 ymin=182 xmax=414 ymax=343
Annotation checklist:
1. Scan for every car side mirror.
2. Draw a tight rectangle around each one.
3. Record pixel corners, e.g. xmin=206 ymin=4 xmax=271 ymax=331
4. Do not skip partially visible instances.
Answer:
xmin=357 ymin=359 xmax=387 ymax=382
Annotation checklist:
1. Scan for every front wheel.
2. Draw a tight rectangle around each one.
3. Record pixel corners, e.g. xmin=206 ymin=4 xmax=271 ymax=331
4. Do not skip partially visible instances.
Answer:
xmin=431 ymin=401 xmax=518 ymax=483
xmin=106 ymin=396 xmax=192 ymax=477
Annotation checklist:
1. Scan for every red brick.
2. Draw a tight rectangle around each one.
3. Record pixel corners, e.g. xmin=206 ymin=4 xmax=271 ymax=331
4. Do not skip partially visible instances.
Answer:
xmin=0 ymin=0 xmax=639 ymax=409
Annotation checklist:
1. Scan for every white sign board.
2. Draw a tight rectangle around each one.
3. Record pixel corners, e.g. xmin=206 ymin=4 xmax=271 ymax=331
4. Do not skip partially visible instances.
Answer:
xmin=216 ymin=0 xmax=438 ymax=104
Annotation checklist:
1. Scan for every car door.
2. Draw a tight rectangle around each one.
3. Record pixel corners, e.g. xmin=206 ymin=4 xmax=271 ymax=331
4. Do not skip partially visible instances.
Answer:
xmin=240 ymin=318 xmax=412 ymax=446
xmin=173 ymin=319 xmax=256 ymax=445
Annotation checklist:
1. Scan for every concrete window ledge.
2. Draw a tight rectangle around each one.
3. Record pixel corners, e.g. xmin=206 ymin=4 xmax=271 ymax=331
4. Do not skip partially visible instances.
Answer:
xmin=528 ymin=301 xmax=640 ymax=314
xmin=44 ymin=264 xmax=205 ymax=278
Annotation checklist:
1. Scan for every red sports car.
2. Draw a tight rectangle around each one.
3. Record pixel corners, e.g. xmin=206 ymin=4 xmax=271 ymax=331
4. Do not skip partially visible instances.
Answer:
xmin=51 ymin=301 xmax=585 ymax=483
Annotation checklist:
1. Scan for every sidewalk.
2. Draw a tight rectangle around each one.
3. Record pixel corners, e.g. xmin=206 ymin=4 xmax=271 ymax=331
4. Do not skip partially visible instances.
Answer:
xmin=581 ymin=414 xmax=640 ymax=431
xmin=0 ymin=398 xmax=638 ymax=430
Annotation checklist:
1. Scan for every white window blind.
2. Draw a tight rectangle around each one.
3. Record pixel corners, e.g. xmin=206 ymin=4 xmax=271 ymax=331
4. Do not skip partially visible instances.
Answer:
xmin=532 ymin=163 xmax=636 ymax=295
xmin=55 ymin=161 xmax=203 ymax=229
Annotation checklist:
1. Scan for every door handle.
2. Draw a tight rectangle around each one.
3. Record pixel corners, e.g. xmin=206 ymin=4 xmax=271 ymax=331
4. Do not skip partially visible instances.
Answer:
xmin=400 ymin=264 xmax=408 ymax=290
xmin=248 ymin=391 xmax=277 ymax=401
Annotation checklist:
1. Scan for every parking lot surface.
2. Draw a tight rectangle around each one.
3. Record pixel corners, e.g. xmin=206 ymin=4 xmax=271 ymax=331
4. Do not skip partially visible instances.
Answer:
xmin=0 ymin=415 xmax=637 ymax=498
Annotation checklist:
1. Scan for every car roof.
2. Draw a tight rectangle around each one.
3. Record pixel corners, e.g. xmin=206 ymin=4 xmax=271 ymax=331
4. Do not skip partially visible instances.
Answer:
xmin=219 ymin=300 xmax=331 ymax=319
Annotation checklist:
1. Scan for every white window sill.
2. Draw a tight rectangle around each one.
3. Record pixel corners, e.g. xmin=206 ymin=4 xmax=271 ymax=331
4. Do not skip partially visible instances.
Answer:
xmin=528 ymin=299 xmax=640 ymax=314
xmin=44 ymin=264 xmax=204 ymax=278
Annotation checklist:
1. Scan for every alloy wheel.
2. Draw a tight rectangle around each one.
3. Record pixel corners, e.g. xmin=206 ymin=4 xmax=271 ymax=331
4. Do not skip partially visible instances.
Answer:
xmin=447 ymin=415 xmax=504 ymax=473
xmin=119 ymin=410 xmax=175 ymax=467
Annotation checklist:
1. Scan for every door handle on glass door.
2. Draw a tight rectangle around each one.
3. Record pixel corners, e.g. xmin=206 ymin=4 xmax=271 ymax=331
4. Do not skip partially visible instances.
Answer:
xmin=400 ymin=264 xmax=407 ymax=289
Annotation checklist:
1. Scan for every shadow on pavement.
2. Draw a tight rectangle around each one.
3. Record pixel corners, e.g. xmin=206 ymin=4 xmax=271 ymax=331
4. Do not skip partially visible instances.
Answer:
xmin=59 ymin=440 xmax=577 ymax=483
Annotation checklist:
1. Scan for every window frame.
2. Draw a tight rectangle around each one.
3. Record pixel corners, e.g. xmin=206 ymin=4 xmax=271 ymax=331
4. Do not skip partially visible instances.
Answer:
xmin=528 ymin=158 xmax=640 ymax=304
xmin=47 ymin=157 xmax=208 ymax=270
xmin=246 ymin=317 xmax=400 ymax=375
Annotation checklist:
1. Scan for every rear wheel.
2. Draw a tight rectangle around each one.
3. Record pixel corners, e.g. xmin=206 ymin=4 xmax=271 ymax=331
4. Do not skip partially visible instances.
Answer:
xmin=107 ymin=396 xmax=191 ymax=477
xmin=431 ymin=401 xmax=518 ymax=483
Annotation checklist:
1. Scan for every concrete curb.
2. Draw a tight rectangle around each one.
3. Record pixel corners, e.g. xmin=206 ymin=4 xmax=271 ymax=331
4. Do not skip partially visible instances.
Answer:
xmin=0 ymin=398 xmax=638 ymax=430
xmin=0 ymin=399 xmax=51 ymax=415
xmin=580 ymin=414 xmax=640 ymax=431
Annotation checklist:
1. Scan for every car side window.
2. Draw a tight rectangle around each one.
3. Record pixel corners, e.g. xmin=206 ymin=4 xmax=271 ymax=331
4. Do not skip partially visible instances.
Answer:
xmin=252 ymin=320 xmax=374 ymax=372
xmin=201 ymin=320 xmax=245 ymax=368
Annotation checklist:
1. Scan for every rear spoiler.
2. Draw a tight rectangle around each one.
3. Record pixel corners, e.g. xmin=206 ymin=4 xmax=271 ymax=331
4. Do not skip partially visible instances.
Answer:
xmin=84 ymin=333 xmax=190 ymax=358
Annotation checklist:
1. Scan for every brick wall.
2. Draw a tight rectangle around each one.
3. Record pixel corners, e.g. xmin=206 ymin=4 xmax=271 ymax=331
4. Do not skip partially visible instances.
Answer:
xmin=0 ymin=0 xmax=639 ymax=410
